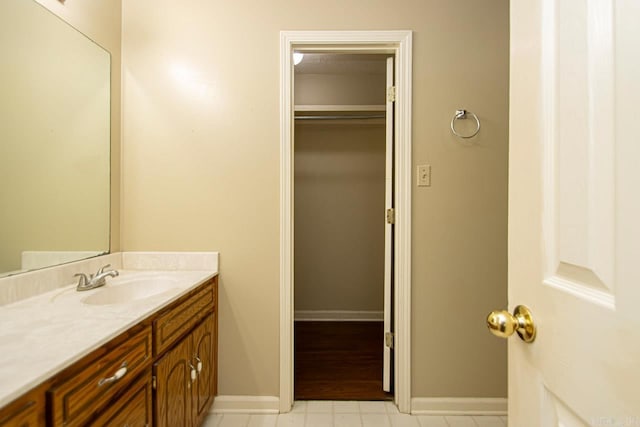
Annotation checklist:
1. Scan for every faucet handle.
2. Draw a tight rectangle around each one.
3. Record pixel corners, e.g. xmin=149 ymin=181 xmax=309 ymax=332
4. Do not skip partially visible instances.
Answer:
xmin=74 ymin=273 xmax=89 ymax=287
xmin=96 ymin=264 xmax=112 ymax=275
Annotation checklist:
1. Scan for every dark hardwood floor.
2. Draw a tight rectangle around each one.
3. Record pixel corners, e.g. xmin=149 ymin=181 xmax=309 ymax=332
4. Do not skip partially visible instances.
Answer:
xmin=294 ymin=321 xmax=392 ymax=400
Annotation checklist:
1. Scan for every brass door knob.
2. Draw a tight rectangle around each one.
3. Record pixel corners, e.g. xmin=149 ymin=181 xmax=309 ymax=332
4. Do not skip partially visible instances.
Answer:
xmin=486 ymin=305 xmax=536 ymax=343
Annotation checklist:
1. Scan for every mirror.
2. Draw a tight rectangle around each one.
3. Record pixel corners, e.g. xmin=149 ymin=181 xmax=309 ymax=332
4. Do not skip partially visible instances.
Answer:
xmin=0 ymin=0 xmax=110 ymax=277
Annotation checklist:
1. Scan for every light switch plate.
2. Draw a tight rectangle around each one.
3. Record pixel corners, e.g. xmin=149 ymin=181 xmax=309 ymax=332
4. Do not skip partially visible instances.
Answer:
xmin=417 ymin=164 xmax=431 ymax=187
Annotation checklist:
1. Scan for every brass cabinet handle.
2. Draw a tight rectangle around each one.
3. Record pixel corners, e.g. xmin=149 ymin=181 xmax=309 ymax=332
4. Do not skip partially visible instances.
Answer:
xmin=194 ymin=356 xmax=203 ymax=373
xmin=486 ymin=305 xmax=536 ymax=343
xmin=98 ymin=361 xmax=128 ymax=387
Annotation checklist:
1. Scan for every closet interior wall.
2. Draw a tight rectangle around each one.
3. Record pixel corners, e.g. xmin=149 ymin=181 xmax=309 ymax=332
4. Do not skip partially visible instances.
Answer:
xmin=294 ymin=54 xmax=387 ymax=318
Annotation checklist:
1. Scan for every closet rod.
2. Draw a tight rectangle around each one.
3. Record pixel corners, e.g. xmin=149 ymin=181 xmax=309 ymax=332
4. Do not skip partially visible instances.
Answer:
xmin=295 ymin=114 xmax=386 ymax=121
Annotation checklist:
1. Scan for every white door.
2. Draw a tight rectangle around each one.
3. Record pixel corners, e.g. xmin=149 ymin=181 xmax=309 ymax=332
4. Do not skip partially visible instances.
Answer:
xmin=383 ymin=55 xmax=394 ymax=393
xmin=507 ymin=0 xmax=640 ymax=425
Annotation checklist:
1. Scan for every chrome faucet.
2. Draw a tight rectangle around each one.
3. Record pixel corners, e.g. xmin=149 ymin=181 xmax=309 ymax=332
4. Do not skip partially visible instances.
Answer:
xmin=75 ymin=264 xmax=119 ymax=291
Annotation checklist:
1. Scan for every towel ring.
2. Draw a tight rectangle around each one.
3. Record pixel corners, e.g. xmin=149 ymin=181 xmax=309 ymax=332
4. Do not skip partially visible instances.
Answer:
xmin=451 ymin=109 xmax=480 ymax=139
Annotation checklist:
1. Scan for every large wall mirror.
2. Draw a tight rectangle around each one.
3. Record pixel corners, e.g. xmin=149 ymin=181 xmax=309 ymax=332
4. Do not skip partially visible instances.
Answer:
xmin=0 ymin=0 xmax=110 ymax=277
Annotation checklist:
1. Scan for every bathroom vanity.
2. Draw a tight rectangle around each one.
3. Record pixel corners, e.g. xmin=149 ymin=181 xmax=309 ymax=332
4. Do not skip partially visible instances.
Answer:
xmin=0 ymin=254 xmax=219 ymax=427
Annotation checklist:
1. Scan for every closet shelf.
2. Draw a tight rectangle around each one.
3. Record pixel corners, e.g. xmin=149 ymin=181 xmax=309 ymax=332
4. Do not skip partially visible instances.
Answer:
xmin=294 ymin=104 xmax=386 ymax=112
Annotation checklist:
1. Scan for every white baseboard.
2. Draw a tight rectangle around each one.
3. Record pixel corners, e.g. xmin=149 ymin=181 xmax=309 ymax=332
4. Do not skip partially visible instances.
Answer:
xmin=211 ymin=396 xmax=280 ymax=414
xmin=411 ymin=397 xmax=507 ymax=416
xmin=294 ymin=310 xmax=383 ymax=322
xmin=211 ymin=396 xmax=505 ymax=415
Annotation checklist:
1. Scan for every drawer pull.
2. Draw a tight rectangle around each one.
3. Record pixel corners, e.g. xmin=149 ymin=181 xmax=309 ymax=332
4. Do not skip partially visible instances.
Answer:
xmin=194 ymin=356 xmax=203 ymax=373
xmin=98 ymin=362 xmax=128 ymax=387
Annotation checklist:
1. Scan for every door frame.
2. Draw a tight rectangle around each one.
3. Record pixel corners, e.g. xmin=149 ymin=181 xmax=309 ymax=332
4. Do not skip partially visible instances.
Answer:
xmin=279 ymin=30 xmax=413 ymax=413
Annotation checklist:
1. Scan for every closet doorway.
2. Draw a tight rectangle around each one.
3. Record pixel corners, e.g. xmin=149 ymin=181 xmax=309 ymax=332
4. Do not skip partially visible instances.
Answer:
xmin=279 ymin=30 xmax=412 ymax=413
xmin=293 ymin=53 xmax=394 ymax=401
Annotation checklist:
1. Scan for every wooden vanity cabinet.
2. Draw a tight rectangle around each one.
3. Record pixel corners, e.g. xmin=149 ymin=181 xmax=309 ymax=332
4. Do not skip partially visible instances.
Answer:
xmin=153 ymin=280 xmax=217 ymax=427
xmin=0 ymin=401 xmax=39 ymax=427
xmin=0 ymin=385 xmax=45 ymax=427
xmin=0 ymin=276 xmax=218 ymax=427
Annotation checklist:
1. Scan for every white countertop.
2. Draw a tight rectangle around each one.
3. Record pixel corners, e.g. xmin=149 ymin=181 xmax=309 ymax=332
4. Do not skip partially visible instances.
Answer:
xmin=0 ymin=269 xmax=217 ymax=407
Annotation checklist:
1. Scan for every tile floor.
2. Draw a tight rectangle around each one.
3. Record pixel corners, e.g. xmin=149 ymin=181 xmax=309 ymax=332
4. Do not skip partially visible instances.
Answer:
xmin=204 ymin=401 xmax=508 ymax=427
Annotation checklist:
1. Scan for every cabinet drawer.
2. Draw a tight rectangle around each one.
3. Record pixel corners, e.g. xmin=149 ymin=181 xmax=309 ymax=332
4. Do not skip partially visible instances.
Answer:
xmin=153 ymin=281 xmax=214 ymax=356
xmin=91 ymin=372 xmax=152 ymax=427
xmin=49 ymin=327 xmax=152 ymax=427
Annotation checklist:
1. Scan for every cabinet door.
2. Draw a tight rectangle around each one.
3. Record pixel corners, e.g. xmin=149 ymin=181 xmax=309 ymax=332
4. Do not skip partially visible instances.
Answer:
xmin=154 ymin=333 xmax=193 ymax=427
xmin=191 ymin=315 xmax=215 ymax=427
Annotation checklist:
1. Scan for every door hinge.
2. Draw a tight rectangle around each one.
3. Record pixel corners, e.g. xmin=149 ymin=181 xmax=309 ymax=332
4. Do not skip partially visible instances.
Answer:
xmin=386 ymin=208 xmax=395 ymax=224
xmin=387 ymin=86 xmax=396 ymax=102
xmin=152 ymin=376 xmax=156 ymax=390
xmin=385 ymin=332 xmax=394 ymax=349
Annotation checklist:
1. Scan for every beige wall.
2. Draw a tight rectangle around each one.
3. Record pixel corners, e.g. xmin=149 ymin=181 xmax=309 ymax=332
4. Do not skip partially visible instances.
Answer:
xmin=35 ymin=0 xmax=122 ymax=253
xmin=121 ymin=0 xmax=509 ymax=399
xmin=295 ymin=123 xmax=386 ymax=312
xmin=295 ymin=74 xmax=386 ymax=106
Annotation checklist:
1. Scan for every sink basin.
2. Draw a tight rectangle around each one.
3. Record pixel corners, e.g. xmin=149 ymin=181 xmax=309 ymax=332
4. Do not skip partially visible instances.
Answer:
xmin=81 ymin=276 xmax=183 ymax=305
